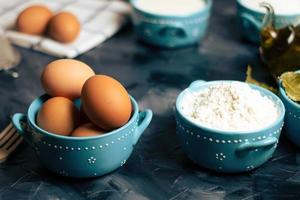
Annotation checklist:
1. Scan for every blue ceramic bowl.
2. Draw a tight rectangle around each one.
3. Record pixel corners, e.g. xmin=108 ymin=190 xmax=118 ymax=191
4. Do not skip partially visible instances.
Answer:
xmin=175 ymin=80 xmax=285 ymax=173
xmin=237 ymin=0 xmax=300 ymax=43
xmin=279 ymin=79 xmax=300 ymax=147
xmin=12 ymin=94 xmax=152 ymax=178
xmin=130 ymin=0 xmax=212 ymax=48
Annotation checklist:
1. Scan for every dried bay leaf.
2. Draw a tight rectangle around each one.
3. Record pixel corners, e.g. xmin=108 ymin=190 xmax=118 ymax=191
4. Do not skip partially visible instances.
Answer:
xmin=280 ymin=72 xmax=300 ymax=101
xmin=245 ymin=65 xmax=278 ymax=94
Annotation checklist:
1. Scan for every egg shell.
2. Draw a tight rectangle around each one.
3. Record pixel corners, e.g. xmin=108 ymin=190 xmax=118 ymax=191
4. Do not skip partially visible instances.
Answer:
xmin=48 ymin=11 xmax=80 ymax=43
xmin=16 ymin=5 xmax=53 ymax=35
xmin=37 ymin=97 xmax=80 ymax=136
xmin=72 ymin=123 xmax=106 ymax=137
xmin=82 ymin=75 xmax=132 ymax=130
xmin=41 ymin=59 xmax=95 ymax=100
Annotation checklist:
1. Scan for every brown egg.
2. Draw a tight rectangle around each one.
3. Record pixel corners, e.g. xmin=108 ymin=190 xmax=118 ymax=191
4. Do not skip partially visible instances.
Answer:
xmin=16 ymin=5 xmax=53 ymax=35
xmin=48 ymin=11 xmax=80 ymax=43
xmin=41 ymin=59 xmax=95 ymax=100
xmin=82 ymin=75 xmax=132 ymax=130
xmin=37 ymin=97 xmax=80 ymax=136
xmin=72 ymin=123 xmax=106 ymax=137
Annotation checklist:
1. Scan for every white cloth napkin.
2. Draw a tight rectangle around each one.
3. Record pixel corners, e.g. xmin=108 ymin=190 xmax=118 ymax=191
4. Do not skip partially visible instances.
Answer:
xmin=0 ymin=0 xmax=131 ymax=58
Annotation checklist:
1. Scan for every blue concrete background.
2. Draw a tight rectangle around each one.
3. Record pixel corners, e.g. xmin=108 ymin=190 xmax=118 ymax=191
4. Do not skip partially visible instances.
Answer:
xmin=0 ymin=0 xmax=299 ymax=199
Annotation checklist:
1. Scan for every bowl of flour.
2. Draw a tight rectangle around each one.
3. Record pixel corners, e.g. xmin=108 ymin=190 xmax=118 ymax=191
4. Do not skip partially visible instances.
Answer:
xmin=237 ymin=0 xmax=300 ymax=43
xmin=175 ymin=80 xmax=285 ymax=173
xmin=130 ymin=0 xmax=212 ymax=48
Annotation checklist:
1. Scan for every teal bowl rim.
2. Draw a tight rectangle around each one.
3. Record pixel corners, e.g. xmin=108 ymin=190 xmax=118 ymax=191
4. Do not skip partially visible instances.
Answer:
xmin=130 ymin=0 xmax=212 ymax=19
xmin=237 ymin=0 xmax=300 ymax=17
xmin=26 ymin=94 xmax=139 ymax=141
xmin=175 ymin=80 xmax=285 ymax=135
xmin=278 ymin=72 xmax=300 ymax=110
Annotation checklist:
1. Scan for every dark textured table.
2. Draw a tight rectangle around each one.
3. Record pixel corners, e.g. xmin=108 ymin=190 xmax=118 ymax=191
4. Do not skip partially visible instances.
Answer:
xmin=1 ymin=0 xmax=300 ymax=199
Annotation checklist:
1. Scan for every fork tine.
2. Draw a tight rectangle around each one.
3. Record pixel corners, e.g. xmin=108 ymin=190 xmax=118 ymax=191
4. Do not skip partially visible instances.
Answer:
xmin=0 ymin=123 xmax=13 ymax=140
xmin=0 ymin=137 xmax=23 ymax=164
xmin=3 ymin=131 xmax=19 ymax=150
xmin=0 ymin=126 xmax=16 ymax=146
xmin=6 ymin=137 xmax=23 ymax=154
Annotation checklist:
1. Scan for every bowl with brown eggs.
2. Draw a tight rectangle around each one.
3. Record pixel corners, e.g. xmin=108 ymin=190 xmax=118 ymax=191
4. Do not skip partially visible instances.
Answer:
xmin=11 ymin=59 xmax=153 ymax=178
xmin=12 ymin=94 xmax=152 ymax=178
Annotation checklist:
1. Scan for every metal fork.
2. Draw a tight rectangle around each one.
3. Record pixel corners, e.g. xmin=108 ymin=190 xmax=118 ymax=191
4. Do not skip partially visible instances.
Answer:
xmin=0 ymin=123 xmax=23 ymax=163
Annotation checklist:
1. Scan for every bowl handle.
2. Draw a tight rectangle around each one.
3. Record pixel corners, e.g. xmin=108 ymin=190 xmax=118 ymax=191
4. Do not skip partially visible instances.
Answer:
xmin=236 ymin=137 xmax=278 ymax=155
xmin=12 ymin=113 xmax=27 ymax=136
xmin=133 ymin=109 xmax=153 ymax=145
xmin=241 ymin=13 xmax=261 ymax=32
xmin=188 ymin=80 xmax=206 ymax=90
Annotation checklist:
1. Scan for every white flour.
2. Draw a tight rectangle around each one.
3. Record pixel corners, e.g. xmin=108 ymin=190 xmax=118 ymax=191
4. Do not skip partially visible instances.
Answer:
xmin=134 ymin=0 xmax=206 ymax=16
xmin=181 ymin=82 xmax=280 ymax=132
xmin=240 ymin=0 xmax=300 ymax=15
